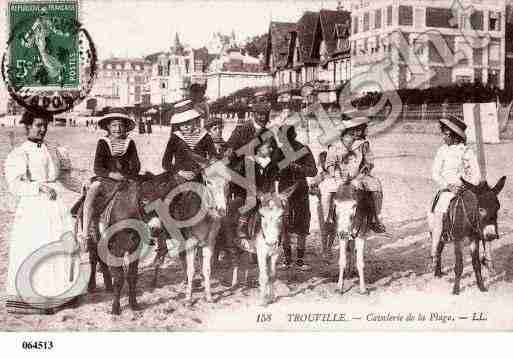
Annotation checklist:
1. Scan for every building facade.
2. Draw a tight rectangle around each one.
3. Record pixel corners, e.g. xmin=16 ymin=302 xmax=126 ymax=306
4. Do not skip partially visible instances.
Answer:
xmin=206 ymin=47 xmax=271 ymax=101
xmin=148 ymin=33 xmax=209 ymax=104
xmin=92 ymin=57 xmax=152 ymax=108
xmin=349 ymin=0 xmax=506 ymax=92
xmin=265 ymin=8 xmax=352 ymax=105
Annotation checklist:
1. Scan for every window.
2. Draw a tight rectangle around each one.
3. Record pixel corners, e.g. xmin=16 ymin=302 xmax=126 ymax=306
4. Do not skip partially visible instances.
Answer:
xmin=363 ymin=12 xmax=369 ymax=31
xmin=470 ymin=10 xmax=484 ymax=30
xmin=473 ymin=47 xmax=483 ymax=66
xmin=398 ymin=6 xmax=413 ymax=26
xmin=426 ymin=7 xmax=458 ymax=28
xmin=353 ymin=16 xmax=359 ymax=34
xmin=194 ymin=60 xmax=203 ymax=72
xmin=489 ymin=11 xmax=501 ymax=31
xmin=387 ymin=6 xmax=393 ymax=26
xmin=472 ymin=71 xmax=482 ymax=87
xmin=375 ymin=9 xmax=382 ymax=29
xmin=488 ymin=70 xmax=500 ymax=87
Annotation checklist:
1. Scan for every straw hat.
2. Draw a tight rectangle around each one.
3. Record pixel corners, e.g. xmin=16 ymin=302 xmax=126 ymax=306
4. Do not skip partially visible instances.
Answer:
xmin=98 ymin=109 xmax=136 ymax=132
xmin=439 ymin=114 xmax=467 ymax=141
xmin=171 ymin=99 xmax=202 ymax=125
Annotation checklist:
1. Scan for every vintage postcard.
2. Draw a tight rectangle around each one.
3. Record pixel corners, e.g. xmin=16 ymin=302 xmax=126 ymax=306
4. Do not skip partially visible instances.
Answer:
xmin=1 ymin=0 xmax=513 ymax=339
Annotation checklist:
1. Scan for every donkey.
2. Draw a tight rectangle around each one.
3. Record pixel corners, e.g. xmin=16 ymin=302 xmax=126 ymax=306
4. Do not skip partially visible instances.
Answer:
xmin=255 ymin=196 xmax=287 ymax=306
xmin=150 ymin=159 xmax=230 ymax=304
xmin=93 ymin=171 xmax=183 ymax=315
xmin=333 ymin=185 xmax=373 ymax=295
xmin=428 ymin=176 xmax=506 ymax=295
xmin=227 ymin=186 xmax=296 ymax=305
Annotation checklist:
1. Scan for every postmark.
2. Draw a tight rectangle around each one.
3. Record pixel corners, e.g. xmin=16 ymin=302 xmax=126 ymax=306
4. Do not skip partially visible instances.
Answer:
xmin=1 ymin=0 xmax=97 ymax=115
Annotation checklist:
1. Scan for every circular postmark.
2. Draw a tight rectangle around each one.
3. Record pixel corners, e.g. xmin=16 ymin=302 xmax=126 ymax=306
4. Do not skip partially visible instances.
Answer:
xmin=1 ymin=1 xmax=97 ymax=115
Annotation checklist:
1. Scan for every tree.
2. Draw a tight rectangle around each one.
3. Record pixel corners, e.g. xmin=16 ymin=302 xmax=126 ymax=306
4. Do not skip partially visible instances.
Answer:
xmin=244 ymin=33 xmax=268 ymax=58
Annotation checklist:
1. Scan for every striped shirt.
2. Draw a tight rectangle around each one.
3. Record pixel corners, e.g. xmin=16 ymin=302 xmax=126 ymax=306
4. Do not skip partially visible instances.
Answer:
xmin=176 ymin=130 xmax=204 ymax=149
xmin=109 ymin=138 xmax=130 ymax=156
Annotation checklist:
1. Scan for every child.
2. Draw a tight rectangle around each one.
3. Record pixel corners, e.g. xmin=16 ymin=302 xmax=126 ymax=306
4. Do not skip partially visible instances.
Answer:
xmin=78 ymin=110 xmax=140 ymax=243
xmin=430 ymin=115 xmax=480 ymax=267
xmin=204 ymin=117 xmax=227 ymax=159
xmin=321 ymin=116 xmax=386 ymax=233
xmin=236 ymin=135 xmax=279 ymax=241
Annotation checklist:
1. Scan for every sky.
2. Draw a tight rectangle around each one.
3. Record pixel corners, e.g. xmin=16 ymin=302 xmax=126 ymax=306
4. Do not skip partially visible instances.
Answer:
xmin=81 ymin=0 xmax=344 ymax=58
xmin=0 ymin=0 xmax=346 ymax=110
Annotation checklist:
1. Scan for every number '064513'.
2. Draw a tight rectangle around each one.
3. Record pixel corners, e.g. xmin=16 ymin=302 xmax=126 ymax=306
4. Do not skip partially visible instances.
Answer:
xmin=22 ymin=341 xmax=54 ymax=350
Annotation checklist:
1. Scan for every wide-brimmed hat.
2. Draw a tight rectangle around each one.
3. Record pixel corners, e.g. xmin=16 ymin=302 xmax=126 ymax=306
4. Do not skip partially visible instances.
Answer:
xmin=171 ymin=99 xmax=202 ymax=125
xmin=337 ymin=116 xmax=371 ymax=132
xmin=439 ymin=114 xmax=467 ymax=141
xmin=98 ymin=109 xmax=136 ymax=132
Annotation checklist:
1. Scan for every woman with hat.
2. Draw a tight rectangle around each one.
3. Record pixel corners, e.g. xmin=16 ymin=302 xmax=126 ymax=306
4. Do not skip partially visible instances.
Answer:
xmin=429 ymin=115 xmax=481 ymax=267
xmin=322 ymin=116 xmax=386 ymax=234
xmin=78 ymin=109 xmax=140 ymax=244
xmin=4 ymin=110 xmax=78 ymax=314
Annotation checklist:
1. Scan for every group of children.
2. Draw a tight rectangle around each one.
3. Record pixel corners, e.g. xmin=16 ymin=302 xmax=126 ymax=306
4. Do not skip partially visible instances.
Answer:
xmin=76 ymin=96 xmax=478 ymax=272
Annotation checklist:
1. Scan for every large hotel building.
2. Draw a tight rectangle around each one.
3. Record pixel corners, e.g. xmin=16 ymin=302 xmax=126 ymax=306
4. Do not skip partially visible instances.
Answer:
xmin=349 ymin=0 xmax=506 ymax=91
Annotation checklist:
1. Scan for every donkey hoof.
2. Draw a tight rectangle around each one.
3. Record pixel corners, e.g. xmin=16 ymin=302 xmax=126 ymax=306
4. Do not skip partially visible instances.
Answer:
xmin=258 ymin=298 xmax=269 ymax=307
xmin=452 ymin=287 xmax=460 ymax=295
xmin=359 ymin=288 xmax=369 ymax=296
xmin=111 ymin=302 xmax=121 ymax=315
xmin=478 ymin=285 xmax=488 ymax=293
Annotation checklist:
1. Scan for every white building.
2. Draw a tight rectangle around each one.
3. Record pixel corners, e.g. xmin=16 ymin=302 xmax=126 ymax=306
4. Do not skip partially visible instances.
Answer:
xmin=349 ymin=0 xmax=506 ymax=91
xmin=92 ymin=57 xmax=152 ymax=108
xmin=148 ymin=33 xmax=208 ymax=104
xmin=206 ymin=48 xmax=271 ymax=101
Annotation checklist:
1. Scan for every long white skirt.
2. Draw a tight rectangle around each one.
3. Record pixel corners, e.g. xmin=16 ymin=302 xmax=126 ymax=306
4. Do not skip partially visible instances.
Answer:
xmin=6 ymin=183 xmax=77 ymax=303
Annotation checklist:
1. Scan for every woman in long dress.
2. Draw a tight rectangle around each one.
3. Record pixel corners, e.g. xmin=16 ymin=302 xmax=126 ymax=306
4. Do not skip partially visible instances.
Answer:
xmin=4 ymin=111 xmax=78 ymax=314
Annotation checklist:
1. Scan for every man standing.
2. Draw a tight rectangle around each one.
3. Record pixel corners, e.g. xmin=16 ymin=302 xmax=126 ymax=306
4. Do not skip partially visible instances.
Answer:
xmin=274 ymin=124 xmax=317 ymax=270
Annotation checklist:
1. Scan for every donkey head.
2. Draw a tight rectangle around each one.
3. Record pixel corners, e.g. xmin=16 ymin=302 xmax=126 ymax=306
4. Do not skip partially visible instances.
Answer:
xmin=462 ymin=176 xmax=506 ymax=241
xmin=258 ymin=185 xmax=296 ymax=245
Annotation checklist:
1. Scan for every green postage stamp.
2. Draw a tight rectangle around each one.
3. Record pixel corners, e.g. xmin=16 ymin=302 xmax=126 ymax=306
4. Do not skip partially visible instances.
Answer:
xmin=7 ymin=1 xmax=79 ymax=89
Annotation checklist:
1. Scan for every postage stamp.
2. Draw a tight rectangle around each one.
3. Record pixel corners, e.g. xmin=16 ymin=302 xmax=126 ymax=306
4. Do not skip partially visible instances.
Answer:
xmin=7 ymin=1 xmax=80 ymax=89
xmin=1 ymin=0 xmax=97 ymax=115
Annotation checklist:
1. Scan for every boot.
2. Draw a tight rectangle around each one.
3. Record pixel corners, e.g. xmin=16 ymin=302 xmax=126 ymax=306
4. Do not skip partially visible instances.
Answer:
xmin=369 ymin=191 xmax=386 ymax=233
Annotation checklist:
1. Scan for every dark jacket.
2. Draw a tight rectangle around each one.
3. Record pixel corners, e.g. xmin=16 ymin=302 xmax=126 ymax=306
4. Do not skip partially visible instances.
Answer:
xmin=93 ymin=137 xmax=141 ymax=179
xmin=274 ymin=139 xmax=317 ymax=235
xmin=226 ymin=121 xmax=277 ymax=199
xmin=162 ymin=131 xmax=217 ymax=176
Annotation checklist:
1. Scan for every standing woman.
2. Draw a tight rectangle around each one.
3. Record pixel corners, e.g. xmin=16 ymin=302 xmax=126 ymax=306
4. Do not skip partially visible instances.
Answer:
xmin=4 ymin=110 xmax=77 ymax=314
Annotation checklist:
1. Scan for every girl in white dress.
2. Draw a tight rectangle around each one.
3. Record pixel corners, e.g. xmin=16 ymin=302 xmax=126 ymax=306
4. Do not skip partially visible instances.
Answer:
xmin=4 ymin=111 xmax=78 ymax=314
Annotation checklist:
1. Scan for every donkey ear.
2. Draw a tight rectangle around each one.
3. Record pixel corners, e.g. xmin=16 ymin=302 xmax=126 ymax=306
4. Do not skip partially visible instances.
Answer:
xmin=492 ymin=176 xmax=506 ymax=195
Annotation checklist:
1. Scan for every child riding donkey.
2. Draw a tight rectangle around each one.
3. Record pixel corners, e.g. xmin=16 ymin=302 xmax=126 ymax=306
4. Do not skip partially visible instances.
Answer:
xmin=159 ymin=99 xmax=218 ymax=252
xmin=73 ymin=109 xmax=141 ymax=291
xmin=429 ymin=115 xmax=481 ymax=272
xmin=320 ymin=116 xmax=386 ymax=236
